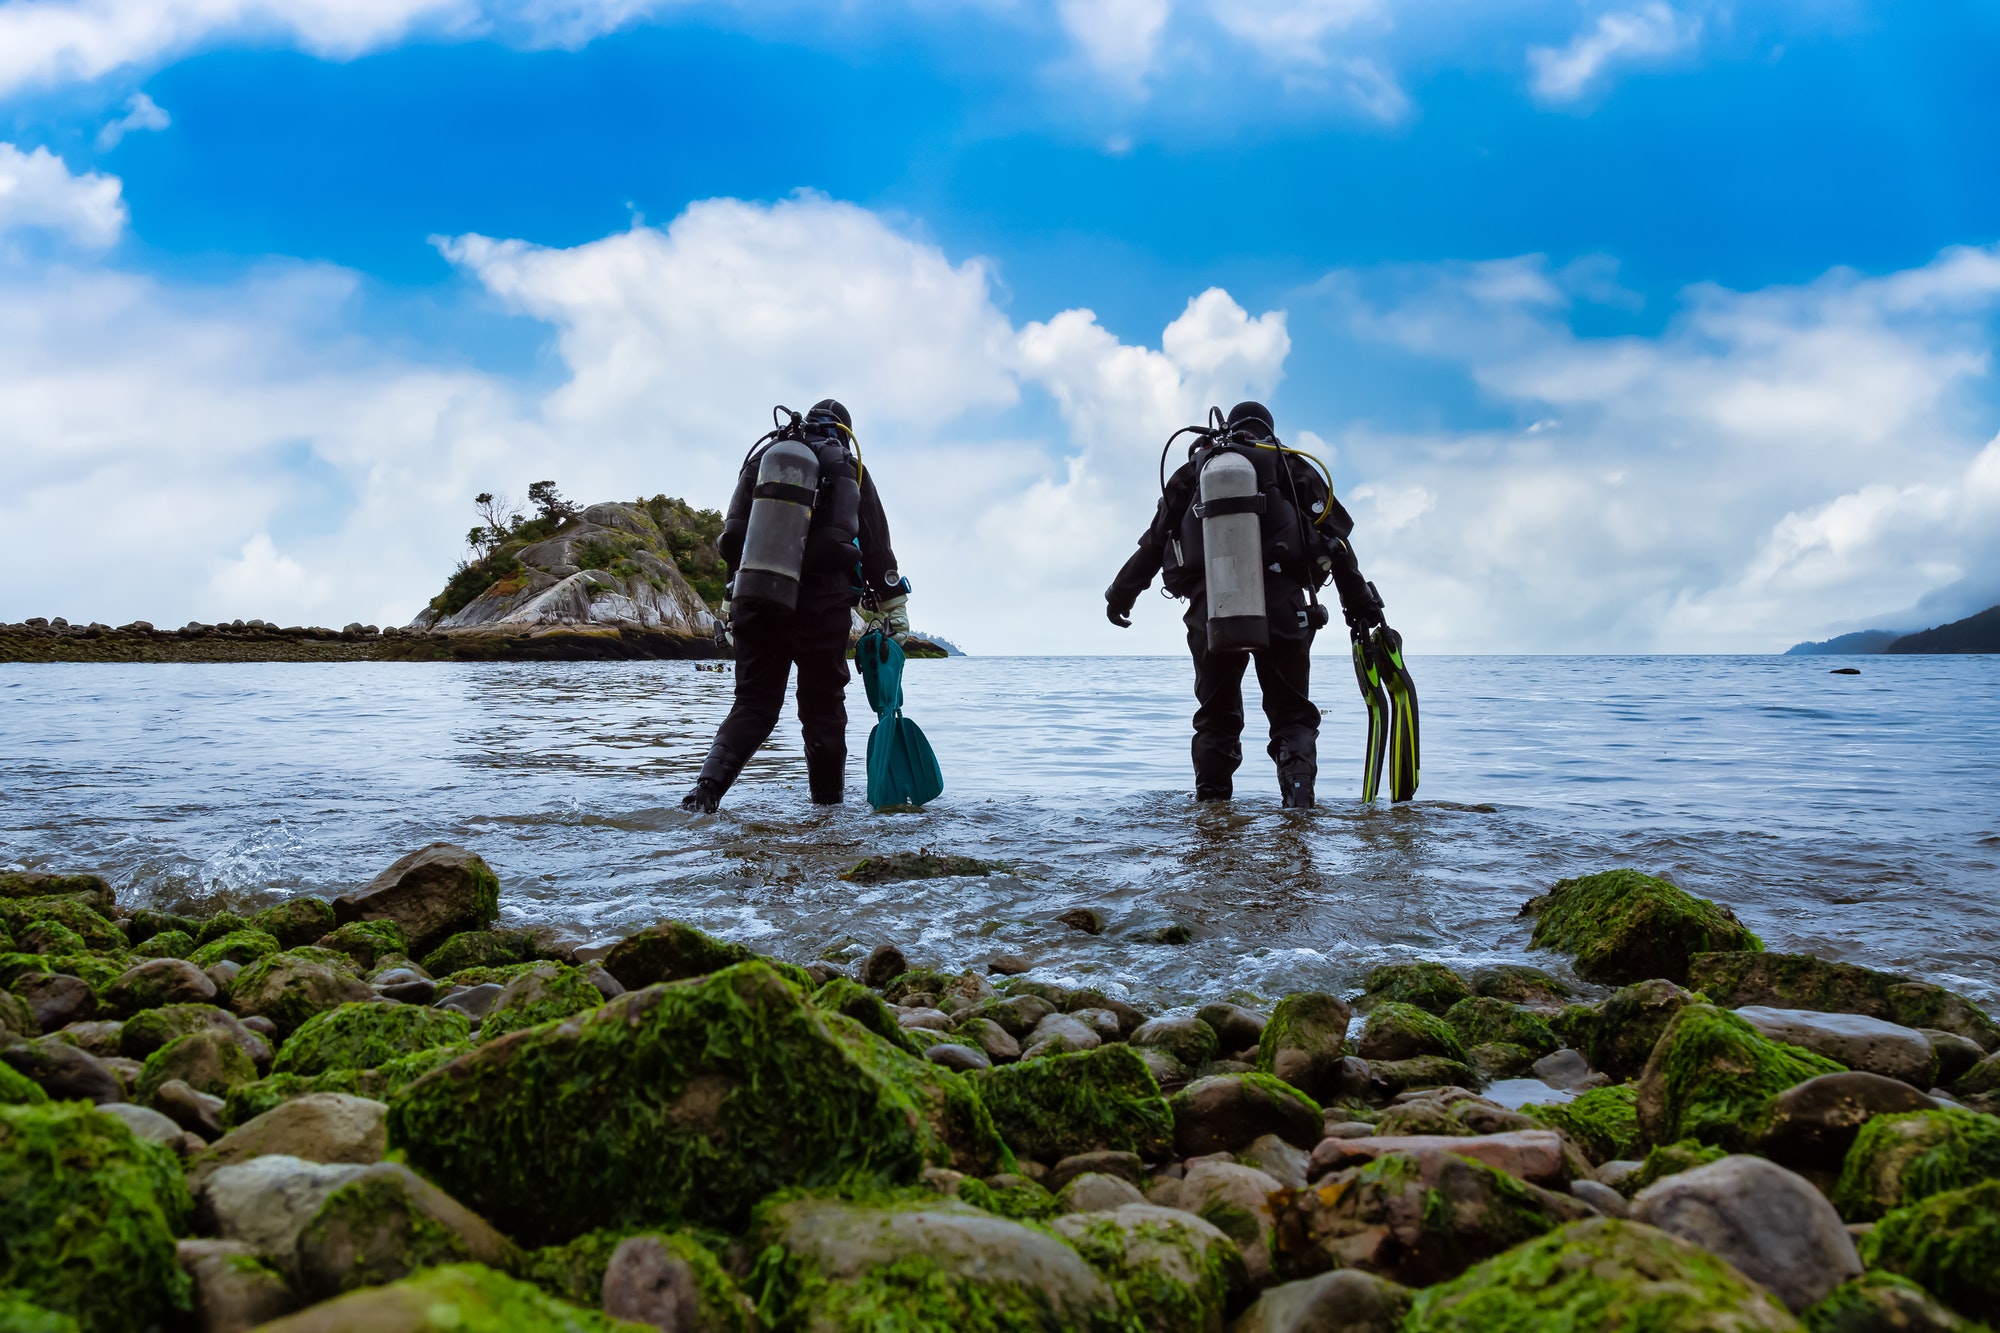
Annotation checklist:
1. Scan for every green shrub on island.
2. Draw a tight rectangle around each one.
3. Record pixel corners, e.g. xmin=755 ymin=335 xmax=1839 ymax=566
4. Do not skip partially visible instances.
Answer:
xmin=1527 ymin=868 xmax=1762 ymax=985
xmin=274 ymin=1001 xmax=473 ymax=1077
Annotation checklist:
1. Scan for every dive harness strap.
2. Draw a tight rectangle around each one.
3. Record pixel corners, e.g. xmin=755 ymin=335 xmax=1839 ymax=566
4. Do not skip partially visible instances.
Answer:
xmin=752 ymin=480 xmax=817 ymax=507
xmin=1192 ymin=493 xmax=1267 ymax=519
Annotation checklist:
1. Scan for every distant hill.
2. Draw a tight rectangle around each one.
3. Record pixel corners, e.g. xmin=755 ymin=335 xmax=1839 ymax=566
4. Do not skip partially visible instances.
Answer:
xmin=1786 ymin=603 xmax=2000 ymax=655
xmin=1885 ymin=603 xmax=2000 ymax=654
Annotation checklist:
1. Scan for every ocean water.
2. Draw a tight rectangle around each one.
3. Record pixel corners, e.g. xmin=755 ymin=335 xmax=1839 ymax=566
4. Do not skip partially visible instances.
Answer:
xmin=3 ymin=654 xmax=1996 ymax=1008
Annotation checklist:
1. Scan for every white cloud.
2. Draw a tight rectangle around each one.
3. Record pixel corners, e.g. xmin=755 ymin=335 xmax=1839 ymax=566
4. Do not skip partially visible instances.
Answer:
xmin=0 ymin=141 xmax=124 ymax=246
xmin=1056 ymin=0 xmax=1171 ymax=87
xmin=1528 ymin=2 xmax=1701 ymax=103
xmin=95 ymin=90 xmax=169 ymax=149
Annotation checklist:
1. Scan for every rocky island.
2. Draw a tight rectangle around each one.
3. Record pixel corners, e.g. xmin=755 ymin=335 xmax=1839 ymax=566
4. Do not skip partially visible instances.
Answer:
xmin=5 ymin=857 xmax=2000 ymax=1330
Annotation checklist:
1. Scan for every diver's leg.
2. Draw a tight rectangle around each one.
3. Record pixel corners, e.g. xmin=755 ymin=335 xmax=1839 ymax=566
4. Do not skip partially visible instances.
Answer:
xmin=1188 ymin=625 xmax=1250 ymax=800
xmin=683 ymin=609 xmax=791 ymax=811
xmin=792 ymin=605 xmax=853 ymax=804
xmin=1255 ymin=639 xmax=1320 ymax=808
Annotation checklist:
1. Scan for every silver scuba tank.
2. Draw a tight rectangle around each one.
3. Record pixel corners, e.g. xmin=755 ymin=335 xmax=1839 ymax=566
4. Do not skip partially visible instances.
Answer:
xmin=732 ymin=437 xmax=820 ymax=611
xmin=1198 ymin=449 xmax=1269 ymax=651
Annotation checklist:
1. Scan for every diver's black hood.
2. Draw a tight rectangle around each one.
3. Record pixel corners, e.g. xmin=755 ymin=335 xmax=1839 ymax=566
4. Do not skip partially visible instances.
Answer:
xmin=1226 ymin=400 xmax=1275 ymax=439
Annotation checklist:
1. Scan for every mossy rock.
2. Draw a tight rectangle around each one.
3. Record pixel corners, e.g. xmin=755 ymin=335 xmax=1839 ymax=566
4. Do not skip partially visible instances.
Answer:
xmin=1634 ymin=1003 xmax=1844 ymax=1151
xmin=1861 ymin=1180 xmax=2000 ymax=1323
xmin=251 ymin=1261 xmax=650 ymax=1332
xmin=193 ymin=911 xmax=255 ymax=947
xmin=223 ymin=1044 xmax=469 ymax=1129
xmin=1473 ymin=965 xmax=1574 ymax=1009
xmin=1445 ymin=998 xmax=1557 ymax=1058
xmin=251 ymin=897 xmax=338 ymax=950
xmin=136 ymin=1028 xmax=258 ymax=1103
xmin=1362 ymin=962 xmax=1472 ymax=1016
xmin=747 ymin=1196 xmax=1123 ymax=1333
xmin=1584 ymin=979 xmax=1699 ymax=1082
xmin=514 ymin=1227 xmax=640 ymax=1307
xmin=0 ymin=953 xmax=52 ymax=989
xmin=1834 ymin=1107 xmax=2000 ymax=1222
xmin=1368 ymin=1056 xmax=1482 ymax=1097
xmin=1527 ymin=869 xmax=1761 ymax=985
xmin=813 ymin=977 xmax=927 ymax=1054
xmin=1405 ymin=1216 xmax=1799 ymax=1331
xmin=480 ymin=965 xmax=603 ymax=1043
xmin=0 ymin=899 xmax=125 ymax=954
xmin=231 ymin=948 xmax=374 ymax=1037
xmin=118 ymin=1003 xmax=249 ymax=1061
xmin=188 ymin=928 xmax=282 ymax=970
xmin=0 ymin=990 xmax=36 ymax=1041
xmin=600 ymin=921 xmax=753 ymax=992
xmin=0 ymin=872 xmax=115 ymax=915
xmin=1549 ymin=1002 xmax=1602 ymax=1051
xmin=125 ymin=909 xmax=197 ymax=945
xmin=1523 ymin=1084 xmax=1640 ymax=1164
xmin=957 ymin=1174 xmax=1058 ymax=1221
xmin=970 ymin=1043 xmax=1175 ymax=1163
xmin=0 ymin=1059 xmax=49 ymax=1105
xmin=882 ymin=967 xmax=958 ymax=1006
xmin=0 ymin=1291 xmax=79 ymax=1333
xmin=15 ymin=921 xmax=89 ymax=957
xmin=522 ymin=1231 xmax=752 ymax=1329
xmin=274 ymin=1001 xmax=473 ymax=1077
xmin=387 ymin=961 xmax=1008 ymax=1244
xmin=445 ymin=962 xmax=548 ymax=987
xmin=1256 ymin=992 xmax=1352 ymax=1101
xmin=1689 ymin=952 xmax=2000 ymax=1053
xmin=838 ymin=852 xmax=1005 ymax=884
xmin=129 ymin=930 xmax=194 ymax=961
xmin=0 ymin=1102 xmax=193 ymax=1333
xmin=320 ymin=919 xmax=411 ymax=971
xmin=49 ymin=955 xmax=125 ymax=992
xmin=1052 ymin=1204 xmax=1248 ymax=1332
xmin=1619 ymin=1139 xmax=1729 ymax=1198
xmin=1358 ymin=1001 xmax=1467 ymax=1063
xmin=422 ymin=929 xmax=534 ymax=978
xmin=1799 ymin=1271 xmax=1973 ymax=1333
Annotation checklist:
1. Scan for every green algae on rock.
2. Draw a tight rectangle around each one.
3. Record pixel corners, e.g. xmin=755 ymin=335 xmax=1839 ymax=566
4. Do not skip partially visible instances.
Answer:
xmin=1367 ymin=1055 xmax=1482 ymax=1097
xmin=0 ymin=871 xmax=115 ymax=915
xmin=970 ymin=1043 xmax=1174 ymax=1163
xmin=189 ymin=928 xmax=282 ymax=970
xmin=478 ymin=965 xmax=603 ymax=1043
xmin=0 ymin=897 xmax=126 ymax=954
xmin=1834 ymin=1107 xmax=2000 ymax=1221
xmin=224 ymin=1044 xmax=469 ymax=1128
xmin=1526 ymin=869 xmax=1761 ymax=985
xmin=1523 ymin=1084 xmax=1640 ymax=1164
xmin=254 ymin=1261 xmax=649 ymax=1333
xmin=0 ymin=1057 xmax=49 ymax=1104
xmin=1052 ymin=1203 xmax=1248 ymax=1333
xmin=956 ymin=1173 xmax=1058 ymax=1221
xmin=422 ymin=929 xmax=537 ymax=978
xmin=388 ymin=961 xmax=1008 ymax=1244
xmin=135 ymin=1028 xmax=258 ymax=1103
xmin=0 ymin=1291 xmax=79 ymax=1333
xmin=1860 ymin=1179 xmax=2000 ymax=1323
xmin=813 ymin=976 xmax=929 ymax=1054
xmin=231 ymin=948 xmax=375 ymax=1036
xmin=193 ymin=911 xmax=256 ymax=946
xmin=746 ymin=1196 xmax=1124 ymax=1333
xmin=252 ymin=897 xmax=339 ymax=950
xmin=1404 ymin=1216 xmax=1800 ymax=1331
xmin=274 ymin=1002 xmax=473 ymax=1077
xmin=1799 ymin=1271 xmax=1975 ymax=1333
xmin=1634 ymin=1003 xmax=1844 ymax=1151
xmin=333 ymin=843 xmax=501 ymax=960
xmin=1689 ymin=952 xmax=2000 ymax=1052
xmin=1361 ymin=962 xmax=1472 ymax=1016
xmin=1620 ymin=1139 xmax=1729 ymax=1197
xmin=1584 ymin=978 xmax=1699 ymax=1082
xmin=1445 ymin=997 xmax=1558 ymax=1058
xmin=292 ymin=1162 xmax=519 ymax=1302
xmin=318 ymin=919 xmax=412 ymax=971
xmin=1473 ymin=965 xmax=1573 ymax=1009
xmin=1358 ymin=1001 xmax=1467 ymax=1063
xmin=0 ymin=989 xmax=38 ymax=1041
xmin=515 ymin=1228 xmax=643 ymax=1307
xmin=1256 ymin=991 xmax=1352 ymax=1101
xmin=839 ymin=851 xmax=1006 ymax=884
xmin=600 ymin=920 xmax=753 ymax=991
xmin=129 ymin=929 xmax=194 ymax=960
xmin=0 ymin=1102 xmax=192 ymax=1333
xmin=118 ymin=1003 xmax=262 ymax=1063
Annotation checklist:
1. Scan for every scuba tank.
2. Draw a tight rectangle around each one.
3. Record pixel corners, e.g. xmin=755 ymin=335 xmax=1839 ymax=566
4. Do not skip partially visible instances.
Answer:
xmin=1195 ymin=449 xmax=1269 ymax=651
xmin=732 ymin=435 xmax=820 ymax=612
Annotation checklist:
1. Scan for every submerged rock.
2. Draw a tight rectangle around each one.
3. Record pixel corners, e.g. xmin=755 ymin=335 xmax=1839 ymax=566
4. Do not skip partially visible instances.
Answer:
xmin=972 ymin=1043 xmax=1175 ymax=1164
xmin=1524 ymin=869 xmax=1762 ymax=985
xmin=1404 ymin=1217 xmax=1799 ymax=1331
xmin=0 ymin=1101 xmax=193 ymax=1333
xmin=1630 ymin=1155 xmax=1861 ymax=1311
xmin=389 ymin=961 xmax=1007 ymax=1243
xmin=1633 ymin=1003 xmax=1845 ymax=1151
xmin=332 ymin=843 xmax=500 ymax=960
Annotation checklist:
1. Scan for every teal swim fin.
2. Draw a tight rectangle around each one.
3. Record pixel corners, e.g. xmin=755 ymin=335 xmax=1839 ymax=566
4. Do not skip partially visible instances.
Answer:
xmin=1351 ymin=631 xmax=1389 ymax=802
xmin=855 ymin=628 xmax=944 ymax=810
xmin=1373 ymin=625 xmax=1420 ymax=802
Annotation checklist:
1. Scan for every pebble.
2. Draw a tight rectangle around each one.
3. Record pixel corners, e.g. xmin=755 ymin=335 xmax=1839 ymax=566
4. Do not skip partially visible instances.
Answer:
xmin=434 ymin=982 xmax=505 ymax=1022
xmin=1056 ymin=1172 xmax=1145 ymax=1213
xmin=1569 ymin=1179 xmax=1630 ymax=1218
xmin=153 ymin=1079 xmax=225 ymax=1139
xmin=1308 ymin=1130 xmax=1571 ymax=1189
xmin=1046 ymin=1151 xmax=1145 ymax=1194
xmin=922 ymin=1043 xmax=991 ymax=1073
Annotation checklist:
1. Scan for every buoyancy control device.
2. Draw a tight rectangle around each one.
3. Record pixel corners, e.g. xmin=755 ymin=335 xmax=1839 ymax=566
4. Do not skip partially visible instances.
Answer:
xmin=1196 ymin=450 xmax=1269 ymax=651
xmin=733 ymin=433 xmax=820 ymax=612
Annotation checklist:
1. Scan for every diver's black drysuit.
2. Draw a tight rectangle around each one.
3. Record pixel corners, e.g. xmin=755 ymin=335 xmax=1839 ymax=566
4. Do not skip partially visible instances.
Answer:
xmin=1105 ymin=427 xmax=1380 ymax=806
xmin=693 ymin=415 xmax=904 ymax=806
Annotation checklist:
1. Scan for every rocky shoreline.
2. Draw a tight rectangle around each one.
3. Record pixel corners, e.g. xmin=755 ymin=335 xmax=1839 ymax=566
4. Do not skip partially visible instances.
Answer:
xmin=5 ymin=855 xmax=2000 ymax=1330
xmin=0 ymin=619 xmax=725 ymax=663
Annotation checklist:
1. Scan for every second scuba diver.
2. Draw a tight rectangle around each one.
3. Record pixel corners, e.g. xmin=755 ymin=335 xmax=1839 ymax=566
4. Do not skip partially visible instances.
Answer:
xmin=681 ymin=399 xmax=912 ymax=813
xmin=1104 ymin=400 xmax=1418 ymax=807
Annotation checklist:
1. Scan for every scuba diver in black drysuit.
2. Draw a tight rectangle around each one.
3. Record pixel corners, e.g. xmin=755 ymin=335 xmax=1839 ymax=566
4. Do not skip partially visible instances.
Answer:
xmin=1105 ymin=400 xmax=1418 ymax=807
xmin=681 ymin=400 xmax=911 ymax=813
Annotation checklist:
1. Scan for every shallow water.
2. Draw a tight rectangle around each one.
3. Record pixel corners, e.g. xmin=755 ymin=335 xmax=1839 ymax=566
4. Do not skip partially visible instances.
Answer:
xmin=3 ymin=655 xmax=1997 ymax=1008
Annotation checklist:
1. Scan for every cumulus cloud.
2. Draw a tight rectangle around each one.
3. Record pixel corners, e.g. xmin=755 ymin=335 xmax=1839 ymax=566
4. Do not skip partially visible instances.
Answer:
xmin=1528 ymin=2 xmax=1701 ymax=103
xmin=95 ymin=90 xmax=169 ymax=148
xmin=0 ymin=141 xmax=124 ymax=246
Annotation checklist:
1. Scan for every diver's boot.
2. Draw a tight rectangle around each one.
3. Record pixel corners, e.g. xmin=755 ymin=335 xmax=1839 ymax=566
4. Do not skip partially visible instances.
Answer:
xmin=680 ymin=777 xmax=726 ymax=813
xmin=806 ymin=752 xmax=845 ymax=805
xmin=1195 ymin=784 xmax=1232 ymax=802
xmin=1278 ymin=761 xmax=1316 ymax=809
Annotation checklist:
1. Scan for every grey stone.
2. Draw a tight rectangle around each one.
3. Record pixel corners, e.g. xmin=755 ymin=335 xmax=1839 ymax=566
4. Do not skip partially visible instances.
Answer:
xmin=206 ymin=960 xmax=243 ymax=990
xmin=292 ymin=1161 xmax=516 ymax=1301
xmin=189 ymin=1093 xmax=390 ymax=1193
xmin=14 ymin=972 xmax=97 ymax=1029
xmin=332 ymin=843 xmax=499 ymax=958
xmin=1022 ymin=1011 xmax=1102 ymax=1058
xmin=1322 ymin=1119 xmax=1376 ymax=1140
xmin=1199 ymin=1003 xmax=1269 ymax=1053
xmin=1307 ymin=1131 xmax=1571 ymax=1189
xmin=1735 ymin=1006 xmax=1937 ymax=1085
xmin=1925 ymin=1028 xmax=1986 ymax=1086
xmin=952 ymin=1017 xmax=1021 ymax=1064
xmin=1227 ymin=1269 xmax=1413 ymax=1333
xmin=979 ymin=994 xmax=1055 ymax=1037
xmin=1630 ymin=1154 xmax=1861 ymax=1311
xmin=1173 ymin=1073 xmax=1321 ymax=1156
xmin=1132 ymin=1014 xmax=1222 ymax=1067
xmin=1568 ymin=1178 xmax=1630 ymax=1218
xmin=896 ymin=1006 xmax=953 ymax=1032
xmin=1051 ymin=1204 xmax=1248 ymax=1327
xmin=53 ymin=1018 xmax=122 ymax=1057
xmin=202 ymin=1155 xmax=373 ymax=1261
xmin=986 ymin=953 xmax=1032 ymax=977
xmin=1180 ymin=1161 xmax=1283 ymax=1287
xmin=103 ymin=958 xmax=218 ymax=1016
xmin=371 ymin=969 xmax=436 ymax=1005
xmin=1047 ymin=1150 xmax=1146 ymax=1194
xmin=1056 ymin=1172 xmax=1146 ymax=1213
xmin=1596 ymin=1159 xmax=1643 ymax=1191
xmin=1136 ymin=1046 xmax=1190 ymax=1091
xmin=154 ymin=1078 xmax=226 ymax=1138
xmin=2 ymin=1034 xmax=122 ymax=1103
xmin=178 ymin=1238 xmax=299 ymax=1333
xmin=923 ymin=1043 xmax=991 ymax=1073
xmin=858 ymin=944 xmax=906 ymax=990
xmin=1242 ymin=1132 xmax=1313 ymax=1190
xmin=1757 ymin=1072 xmax=1937 ymax=1171
xmin=96 ymin=1101 xmax=191 ymax=1151
xmin=1071 ymin=1007 xmax=1125 ymax=1042
xmin=580 ymin=962 xmax=624 ymax=1002
xmin=1530 ymin=1047 xmax=1603 ymax=1091
xmin=601 ymin=1234 xmax=710 ymax=1329
xmin=434 ymin=981 xmax=504 ymax=1021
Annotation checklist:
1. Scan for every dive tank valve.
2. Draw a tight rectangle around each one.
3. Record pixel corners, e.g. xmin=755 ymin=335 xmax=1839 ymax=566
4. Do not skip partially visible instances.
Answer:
xmin=733 ymin=437 xmax=820 ymax=612
xmin=1195 ymin=450 xmax=1269 ymax=652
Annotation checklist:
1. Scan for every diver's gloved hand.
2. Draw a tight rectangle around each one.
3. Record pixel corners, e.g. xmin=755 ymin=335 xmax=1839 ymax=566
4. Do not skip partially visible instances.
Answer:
xmin=1106 ymin=591 xmax=1133 ymax=628
xmin=877 ymin=594 xmax=911 ymax=641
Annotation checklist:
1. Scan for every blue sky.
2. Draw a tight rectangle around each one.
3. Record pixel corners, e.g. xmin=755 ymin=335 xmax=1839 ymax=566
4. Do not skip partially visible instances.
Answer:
xmin=2 ymin=0 xmax=1998 ymax=651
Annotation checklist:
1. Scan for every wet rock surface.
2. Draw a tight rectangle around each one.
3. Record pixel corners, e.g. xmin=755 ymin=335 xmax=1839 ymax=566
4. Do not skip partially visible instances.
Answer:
xmin=1630 ymin=1154 xmax=1861 ymax=1311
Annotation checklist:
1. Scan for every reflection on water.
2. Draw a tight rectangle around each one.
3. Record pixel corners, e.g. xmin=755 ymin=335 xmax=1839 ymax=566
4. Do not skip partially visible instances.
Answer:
xmin=2 ymin=655 xmax=1997 ymax=1007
